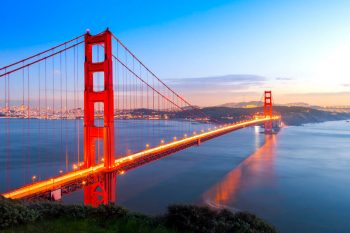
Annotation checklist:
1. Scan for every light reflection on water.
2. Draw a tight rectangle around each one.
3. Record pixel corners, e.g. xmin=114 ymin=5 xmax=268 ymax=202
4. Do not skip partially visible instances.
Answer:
xmin=202 ymin=134 xmax=276 ymax=212
xmin=199 ymin=121 xmax=350 ymax=233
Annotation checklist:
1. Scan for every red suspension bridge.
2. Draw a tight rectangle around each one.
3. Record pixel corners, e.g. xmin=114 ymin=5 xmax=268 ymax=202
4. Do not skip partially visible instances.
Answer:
xmin=0 ymin=29 xmax=280 ymax=206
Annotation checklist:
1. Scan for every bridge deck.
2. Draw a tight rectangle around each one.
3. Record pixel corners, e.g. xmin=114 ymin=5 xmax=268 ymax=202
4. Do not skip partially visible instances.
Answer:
xmin=2 ymin=117 xmax=279 ymax=200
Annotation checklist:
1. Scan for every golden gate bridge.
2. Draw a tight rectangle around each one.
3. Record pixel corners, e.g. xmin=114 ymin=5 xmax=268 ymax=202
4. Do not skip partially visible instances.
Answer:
xmin=0 ymin=29 xmax=280 ymax=206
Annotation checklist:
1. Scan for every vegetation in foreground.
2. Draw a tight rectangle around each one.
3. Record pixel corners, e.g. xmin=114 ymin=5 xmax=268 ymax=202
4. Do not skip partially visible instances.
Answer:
xmin=0 ymin=196 xmax=276 ymax=233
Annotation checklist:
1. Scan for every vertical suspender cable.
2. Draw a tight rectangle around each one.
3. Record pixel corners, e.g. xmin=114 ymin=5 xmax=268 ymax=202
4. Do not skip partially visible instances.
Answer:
xmin=45 ymin=58 xmax=48 ymax=177
xmin=27 ymin=66 xmax=30 ymax=182
xmin=73 ymin=45 xmax=77 ymax=164
xmin=22 ymin=63 xmax=25 ymax=183
xmin=65 ymin=45 xmax=68 ymax=172
xmin=60 ymin=53 xmax=63 ymax=172
xmin=77 ymin=40 xmax=80 ymax=167
xmin=7 ymin=73 xmax=11 ymax=189
xmin=52 ymin=54 xmax=55 ymax=173
xmin=38 ymin=58 xmax=42 ymax=178
xmin=4 ymin=69 xmax=9 ymax=191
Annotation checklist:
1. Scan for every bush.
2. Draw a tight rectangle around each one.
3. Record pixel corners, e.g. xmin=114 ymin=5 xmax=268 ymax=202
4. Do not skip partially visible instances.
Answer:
xmin=0 ymin=197 xmax=129 ymax=229
xmin=233 ymin=212 xmax=277 ymax=233
xmin=0 ymin=197 xmax=276 ymax=233
xmin=164 ymin=204 xmax=276 ymax=233
xmin=0 ymin=196 xmax=38 ymax=228
xmin=26 ymin=200 xmax=128 ymax=220
xmin=165 ymin=204 xmax=216 ymax=233
xmin=95 ymin=203 xmax=128 ymax=220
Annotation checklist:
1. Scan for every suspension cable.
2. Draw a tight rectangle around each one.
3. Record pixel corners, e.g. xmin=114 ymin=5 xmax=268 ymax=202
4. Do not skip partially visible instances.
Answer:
xmin=0 ymin=34 xmax=84 ymax=71
xmin=111 ymin=33 xmax=219 ymax=123
xmin=0 ymin=41 xmax=84 ymax=78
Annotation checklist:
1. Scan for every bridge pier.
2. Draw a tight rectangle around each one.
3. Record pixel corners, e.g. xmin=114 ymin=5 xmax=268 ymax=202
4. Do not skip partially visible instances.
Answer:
xmin=84 ymin=172 xmax=116 ymax=207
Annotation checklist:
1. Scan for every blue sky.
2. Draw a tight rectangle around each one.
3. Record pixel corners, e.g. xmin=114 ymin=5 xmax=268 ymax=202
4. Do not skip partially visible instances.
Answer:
xmin=1 ymin=0 xmax=350 ymax=106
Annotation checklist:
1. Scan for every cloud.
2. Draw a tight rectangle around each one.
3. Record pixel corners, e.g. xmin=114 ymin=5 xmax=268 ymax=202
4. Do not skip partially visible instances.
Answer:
xmin=284 ymin=91 xmax=350 ymax=96
xmin=161 ymin=75 xmax=267 ymax=106
xmin=165 ymin=74 xmax=266 ymax=93
xmin=275 ymin=77 xmax=293 ymax=81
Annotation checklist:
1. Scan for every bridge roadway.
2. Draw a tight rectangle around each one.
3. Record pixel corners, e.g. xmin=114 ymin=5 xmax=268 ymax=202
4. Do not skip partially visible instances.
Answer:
xmin=2 ymin=116 xmax=279 ymax=200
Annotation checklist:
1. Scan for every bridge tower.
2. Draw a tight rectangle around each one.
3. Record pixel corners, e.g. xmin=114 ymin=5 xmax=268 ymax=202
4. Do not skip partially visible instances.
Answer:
xmin=264 ymin=90 xmax=273 ymax=134
xmin=83 ymin=29 xmax=116 ymax=206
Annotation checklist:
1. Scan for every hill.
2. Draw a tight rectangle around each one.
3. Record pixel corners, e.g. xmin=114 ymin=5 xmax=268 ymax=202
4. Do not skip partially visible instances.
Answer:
xmin=200 ymin=106 xmax=350 ymax=126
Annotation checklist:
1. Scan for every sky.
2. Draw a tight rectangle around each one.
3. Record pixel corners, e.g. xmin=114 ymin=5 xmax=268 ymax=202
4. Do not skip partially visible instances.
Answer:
xmin=1 ymin=0 xmax=350 ymax=106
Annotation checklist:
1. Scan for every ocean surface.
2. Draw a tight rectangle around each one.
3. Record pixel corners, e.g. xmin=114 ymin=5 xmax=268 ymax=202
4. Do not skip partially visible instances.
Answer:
xmin=1 ymin=119 xmax=350 ymax=233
